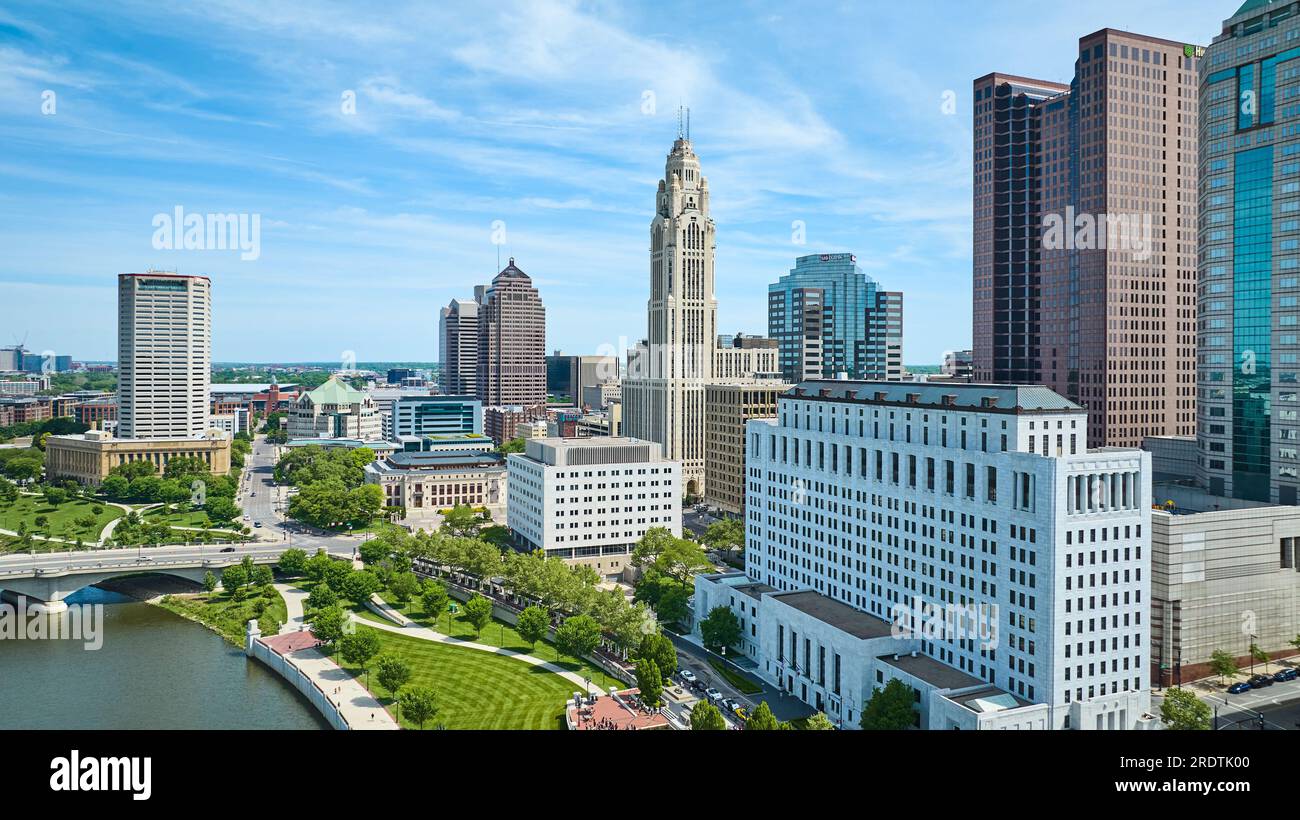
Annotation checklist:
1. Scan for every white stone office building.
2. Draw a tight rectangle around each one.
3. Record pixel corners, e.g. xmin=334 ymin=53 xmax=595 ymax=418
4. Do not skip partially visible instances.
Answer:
xmin=506 ymin=436 xmax=681 ymax=579
xmin=697 ymin=381 xmax=1154 ymax=729
xmin=117 ymin=272 xmax=211 ymax=439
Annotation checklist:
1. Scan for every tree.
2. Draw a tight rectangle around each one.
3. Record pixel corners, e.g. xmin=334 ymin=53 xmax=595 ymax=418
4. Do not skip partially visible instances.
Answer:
xmin=860 ymin=679 xmax=916 ymax=730
xmin=516 ymin=605 xmax=549 ymax=650
xmin=636 ymin=658 xmax=663 ymax=707
xmin=690 ymin=701 xmax=726 ymax=730
xmin=1160 ymin=687 xmax=1212 ymax=731
xmin=419 ymin=581 xmax=450 ymax=622
xmin=655 ymin=588 xmax=690 ymax=626
xmin=481 ymin=525 xmax=512 ymax=550
xmin=699 ymin=606 xmax=742 ymax=653
xmin=804 ymin=712 xmax=835 ymax=730
xmin=277 ymin=548 xmax=307 ymax=576
xmin=252 ymin=565 xmax=274 ymax=587
xmin=375 ymin=653 xmax=413 ymax=698
xmin=702 ymin=517 xmax=744 ymax=553
xmin=440 ymin=504 xmax=483 ymax=538
xmin=389 ymin=571 xmax=421 ymax=604
xmin=204 ymin=496 xmax=240 ymax=524
xmin=555 ymin=614 xmax=601 ymax=664
xmin=398 ymin=686 xmax=439 ymax=729
xmin=342 ymin=569 xmax=382 ymax=603
xmin=339 ymin=629 xmax=382 ymax=687
xmin=99 ymin=474 xmax=130 ymax=499
xmin=637 ymin=633 xmax=677 ymax=680
xmin=310 ymin=605 xmax=347 ymax=645
xmin=745 ymin=701 xmax=780 ymax=730
xmin=220 ymin=564 xmax=249 ymax=596
xmin=1209 ymin=649 xmax=1239 ymax=684
xmin=463 ymin=595 xmax=493 ymax=637
xmin=495 ymin=437 xmax=525 ymax=455
xmin=307 ymin=583 xmax=339 ymax=610
xmin=42 ymin=486 xmax=69 ymax=507
xmin=0 ymin=476 xmax=17 ymax=504
xmin=202 ymin=571 xmax=218 ymax=593
xmin=1251 ymin=642 xmax=1270 ymax=674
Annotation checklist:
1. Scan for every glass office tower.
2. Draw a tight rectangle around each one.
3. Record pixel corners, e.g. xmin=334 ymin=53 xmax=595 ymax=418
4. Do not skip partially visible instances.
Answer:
xmin=1199 ymin=0 xmax=1300 ymax=503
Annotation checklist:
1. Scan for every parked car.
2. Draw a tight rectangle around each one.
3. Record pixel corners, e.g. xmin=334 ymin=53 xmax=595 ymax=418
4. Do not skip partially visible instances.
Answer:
xmin=1228 ymin=681 xmax=1253 ymax=694
xmin=705 ymin=688 xmax=723 ymax=702
xmin=253 ymin=522 xmax=262 ymax=528
xmin=1275 ymin=668 xmax=1299 ymax=683
xmin=680 ymin=670 xmax=698 ymax=684
xmin=733 ymin=706 xmax=750 ymax=722
xmin=722 ymin=698 xmax=740 ymax=713
xmin=1249 ymin=674 xmax=1274 ymax=688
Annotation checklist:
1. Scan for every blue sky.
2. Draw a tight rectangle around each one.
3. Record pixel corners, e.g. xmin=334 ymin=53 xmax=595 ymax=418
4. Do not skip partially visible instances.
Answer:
xmin=0 ymin=0 xmax=1230 ymax=364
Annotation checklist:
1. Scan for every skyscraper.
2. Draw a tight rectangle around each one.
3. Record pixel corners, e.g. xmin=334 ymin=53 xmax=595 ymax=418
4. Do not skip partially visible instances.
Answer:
xmin=974 ymin=29 xmax=1200 ymax=449
xmin=476 ymin=258 xmax=546 ymax=408
xmin=439 ymin=297 xmax=479 ymax=395
xmin=117 ymin=271 xmax=211 ymax=439
xmin=972 ymin=74 xmax=1067 ymax=388
xmin=623 ymin=129 xmax=717 ymax=495
xmin=768 ymin=253 xmax=904 ymax=383
xmin=1198 ymin=0 xmax=1300 ymax=503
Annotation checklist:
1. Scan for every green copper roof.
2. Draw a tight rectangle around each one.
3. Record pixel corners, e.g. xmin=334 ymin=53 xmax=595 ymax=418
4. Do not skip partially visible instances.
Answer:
xmin=304 ymin=376 xmax=365 ymax=405
xmin=1236 ymin=0 xmax=1279 ymax=16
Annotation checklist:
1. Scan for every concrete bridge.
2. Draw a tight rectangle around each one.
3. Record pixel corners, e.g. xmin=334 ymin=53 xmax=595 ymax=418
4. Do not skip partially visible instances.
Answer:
xmin=0 ymin=544 xmax=308 ymax=612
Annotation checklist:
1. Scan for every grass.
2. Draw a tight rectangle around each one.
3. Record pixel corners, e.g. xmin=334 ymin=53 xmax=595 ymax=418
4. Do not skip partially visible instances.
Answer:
xmin=143 ymin=507 xmax=218 ymax=528
xmin=708 ymin=657 xmax=762 ymax=695
xmin=155 ymin=586 xmax=288 ymax=646
xmin=333 ymin=625 xmax=577 ymax=729
xmin=359 ymin=586 xmax=625 ymax=690
xmin=0 ymin=496 xmax=122 ymax=544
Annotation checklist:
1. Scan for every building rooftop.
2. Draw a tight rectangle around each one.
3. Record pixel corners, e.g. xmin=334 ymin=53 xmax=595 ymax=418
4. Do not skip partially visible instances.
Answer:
xmin=945 ymin=685 xmax=1031 ymax=714
xmin=768 ymin=590 xmax=893 ymax=639
xmin=303 ymin=377 xmax=367 ymax=406
xmin=376 ymin=452 xmax=504 ymax=471
xmin=788 ymin=380 xmax=1082 ymax=414
xmin=879 ymin=652 xmax=984 ymax=691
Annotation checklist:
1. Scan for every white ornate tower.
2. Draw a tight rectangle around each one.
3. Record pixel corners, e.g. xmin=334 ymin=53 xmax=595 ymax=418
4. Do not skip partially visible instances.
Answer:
xmin=624 ymin=118 xmax=717 ymax=496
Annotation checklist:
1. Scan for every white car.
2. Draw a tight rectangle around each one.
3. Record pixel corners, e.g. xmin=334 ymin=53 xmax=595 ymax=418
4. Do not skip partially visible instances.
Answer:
xmin=680 ymin=670 xmax=698 ymax=684
xmin=705 ymin=687 xmax=723 ymax=702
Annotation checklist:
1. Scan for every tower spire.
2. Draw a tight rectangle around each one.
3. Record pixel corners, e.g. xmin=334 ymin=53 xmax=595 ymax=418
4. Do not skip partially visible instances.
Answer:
xmin=677 ymin=105 xmax=690 ymax=140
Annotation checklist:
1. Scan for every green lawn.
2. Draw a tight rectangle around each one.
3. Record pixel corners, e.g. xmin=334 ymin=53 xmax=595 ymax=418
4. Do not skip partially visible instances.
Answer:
xmin=360 ymin=588 xmax=625 ymax=690
xmin=0 ymin=496 xmax=122 ymax=543
xmin=333 ymin=625 xmax=578 ymax=729
xmin=144 ymin=507 xmax=217 ymax=528
xmin=155 ymin=586 xmax=288 ymax=645
xmin=708 ymin=657 xmax=762 ymax=695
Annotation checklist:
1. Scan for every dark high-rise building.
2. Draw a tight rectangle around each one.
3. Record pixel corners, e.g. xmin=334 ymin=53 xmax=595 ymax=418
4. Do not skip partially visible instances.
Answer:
xmin=975 ymin=29 xmax=1199 ymax=449
xmin=972 ymin=74 xmax=1068 ymax=388
xmin=476 ymin=258 xmax=546 ymax=407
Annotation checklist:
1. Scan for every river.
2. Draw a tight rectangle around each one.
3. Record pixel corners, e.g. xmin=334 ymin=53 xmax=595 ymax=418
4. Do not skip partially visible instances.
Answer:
xmin=0 ymin=586 xmax=328 ymax=730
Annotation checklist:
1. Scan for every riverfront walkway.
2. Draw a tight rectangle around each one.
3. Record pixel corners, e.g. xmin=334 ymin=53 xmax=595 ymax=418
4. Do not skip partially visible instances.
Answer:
xmin=259 ymin=631 xmax=398 ymax=730
xmin=274 ymin=583 xmax=307 ymax=634
xmin=349 ymin=611 xmax=602 ymax=694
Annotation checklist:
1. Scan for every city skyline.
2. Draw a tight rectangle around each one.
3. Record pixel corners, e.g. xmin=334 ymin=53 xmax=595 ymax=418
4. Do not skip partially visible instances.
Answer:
xmin=0 ymin=1 xmax=1226 ymax=363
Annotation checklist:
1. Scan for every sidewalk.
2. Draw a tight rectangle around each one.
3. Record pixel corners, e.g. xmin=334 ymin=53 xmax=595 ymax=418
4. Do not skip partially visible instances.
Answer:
xmin=274 ymin=582 xmax=307 ymax=634
xmin=259 ymin=631 xmax=398 ymax=730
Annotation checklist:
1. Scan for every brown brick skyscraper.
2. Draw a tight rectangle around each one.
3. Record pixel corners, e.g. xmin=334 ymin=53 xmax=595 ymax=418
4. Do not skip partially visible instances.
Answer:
xmin=476 ymin=258 xmax=546 ymax=407
xmin=974 ymin=29 xmax=1199 ymax=448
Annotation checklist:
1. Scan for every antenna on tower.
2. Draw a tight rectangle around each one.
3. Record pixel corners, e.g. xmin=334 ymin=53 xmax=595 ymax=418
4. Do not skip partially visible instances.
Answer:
xmin=677 ymin=106 xmax=684 ymax=139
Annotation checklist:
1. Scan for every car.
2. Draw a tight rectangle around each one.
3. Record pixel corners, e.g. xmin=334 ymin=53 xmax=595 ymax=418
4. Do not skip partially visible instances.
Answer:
xmin=705 ymin=688 xmax=723 ymax=702
xmin=137 ymin=555 xmax=153 ymax=562
xmin=220 ymin=546 xmax=236 ymax=553
xmin=680 ymin=670 xmax=698 ymax=684
xmin=1249 ymin=674 xmax=1274 ymax=688
xmin=722 ymin=698 xmax=740 ymax=712
xmin=1228 ymin=681 xmax=1253 ymax=694
xmin=733 ymin=706 xmax=749 ymax=722
xmin=1275 ymin=668 xmax=1299 ymax=683
xmin=253 ymin=521 xmax=262 ymax=528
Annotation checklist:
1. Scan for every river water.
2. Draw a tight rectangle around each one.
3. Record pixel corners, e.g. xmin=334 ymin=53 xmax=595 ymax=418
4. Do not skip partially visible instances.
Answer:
xmin=0 ymin=587 xmax=327 ymax=730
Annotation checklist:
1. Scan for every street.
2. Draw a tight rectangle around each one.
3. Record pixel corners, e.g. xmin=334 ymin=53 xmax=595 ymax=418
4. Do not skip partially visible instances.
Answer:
xmin=665 ymin=630 xmax=817 ymax=728
xmin=239 ymin=435 xmax=362 ymax=559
